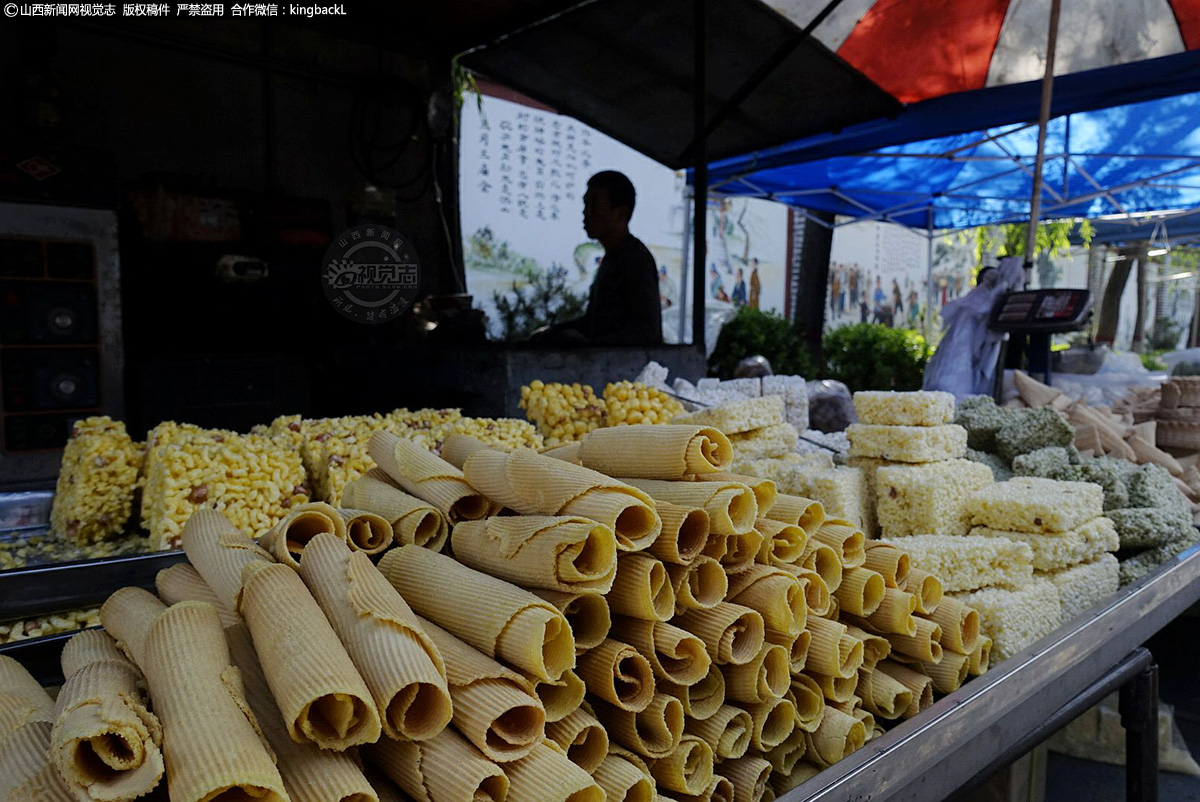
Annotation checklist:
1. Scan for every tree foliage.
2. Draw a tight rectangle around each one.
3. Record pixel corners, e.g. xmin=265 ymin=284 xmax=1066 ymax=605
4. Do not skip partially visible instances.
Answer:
xmin=491 ymin=264 xmax=587 ymax=342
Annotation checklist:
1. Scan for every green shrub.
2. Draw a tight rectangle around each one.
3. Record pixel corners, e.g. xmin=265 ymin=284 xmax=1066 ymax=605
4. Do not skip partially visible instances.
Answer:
xmin=1172 ymin=361 xmax=1200 ymax=376
xmin=821 ymin=323 xmax=931 ymax=391
xmin=1141 ymin=352 xmax=1167 ymax=372
xmin=491 ymin=265 xmax=586 ymax=342
xmin=708 ymin=307 xmax=816 ymax=379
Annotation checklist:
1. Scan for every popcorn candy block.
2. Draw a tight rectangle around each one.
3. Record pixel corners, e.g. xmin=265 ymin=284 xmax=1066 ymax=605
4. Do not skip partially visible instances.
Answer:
xmin=846 ymin=424 xmax=967 ymax=463
xmin=674 ymin=396 xmax=785 ymax=435
xmin=973 ymin=517 xmax=1118 ymax=572
xmin=852 ymin=391 xmax=955 ymax=427
xmin=951 ymin=579 xmax=1063 ymax=662
xmin=880 ymin=534 xmax=1033 ymax=593
xmin=870 ymin=459 xmax=994 ymax=537
xmin=1037 ymin=554 xmax=1119 ymax=621
xmin=968 ymin=478 xmax=1104 ymax=534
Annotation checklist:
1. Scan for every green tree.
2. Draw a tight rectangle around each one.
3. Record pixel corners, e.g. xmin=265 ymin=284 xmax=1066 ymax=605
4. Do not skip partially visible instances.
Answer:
xmin=491 ymin=264 xmax=587 ymax=342
xmin=708 ymin=307 xmax=815 ymax=379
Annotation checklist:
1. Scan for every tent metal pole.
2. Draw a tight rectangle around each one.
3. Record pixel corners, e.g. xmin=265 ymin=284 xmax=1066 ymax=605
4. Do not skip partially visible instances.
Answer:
xmin=925 ymin=208 xmax=935 ymax=340
xmin=679 ymin=184 xmax=692 ymax=345
xmin=693 ymin=0 xmax=707 ymax=350
xmin=1024 ymin=0 xmax=1062 ymax=287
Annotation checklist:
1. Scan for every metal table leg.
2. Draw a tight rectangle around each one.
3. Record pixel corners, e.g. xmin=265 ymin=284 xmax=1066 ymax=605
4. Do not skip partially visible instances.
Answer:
xmin=1120 ymin=660 xmax=1159 ymax=802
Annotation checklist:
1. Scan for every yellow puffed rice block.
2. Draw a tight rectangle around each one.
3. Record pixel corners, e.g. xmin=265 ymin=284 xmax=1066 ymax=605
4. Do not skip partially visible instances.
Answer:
xmin=967 ymin=477 xmax=1104 ymax=534
xmin=674 ymin=395 xmax=785 ymax=435
xmin=50 ymin=416 xmax=143 ymax=543
xmin=951 ymin=578 xmax=1063 ymax=663
xmin=880 ymin=534 xmax=1033 ymax=593
xmin=852 ymin=391 xmax=955 ymax=427
xmin=728 ymin=424 xmax=799 ymax=461
xmin=871 ymin=459 xmax=994 ymax=537
xmin=1036 ymin=553 xmax=1119 ymax=621
xmin=972 ymin=517 xmax=1119 ymax=572
xmin=846 ymin=424 xmax=967 ymax=463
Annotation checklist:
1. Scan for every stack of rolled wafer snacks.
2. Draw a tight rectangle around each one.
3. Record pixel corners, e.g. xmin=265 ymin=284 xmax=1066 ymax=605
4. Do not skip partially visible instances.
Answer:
xmin=1 ymin=423 xmax=988 ymax=802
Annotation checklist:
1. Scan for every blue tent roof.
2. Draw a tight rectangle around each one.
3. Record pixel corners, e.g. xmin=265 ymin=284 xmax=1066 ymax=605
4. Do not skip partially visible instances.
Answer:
xmin=706 ymin=50 xmax=1200 ymax=231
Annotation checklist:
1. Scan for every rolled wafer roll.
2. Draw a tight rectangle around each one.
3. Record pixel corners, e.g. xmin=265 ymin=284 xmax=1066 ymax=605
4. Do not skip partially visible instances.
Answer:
xmin=365 ymin=725 xmax=509 ymax=802
xmin=675 ymin=602 xmax=765 ymax=666
xmin=540 ymin=442 xmax=583 ymax=464
xmin=648 ymin=502 xmax=710 ymax=565
xmin=877 ymin=660 xmax=934 ymax=719
xmin=99 ymin=587 xmax=167 ymax=667
xmin=593 ymin=753 xmax=656 ymax=802
xmin=968 ymin=636 xmax=992 ymax=675
xmin=0 ymin=718 xmax=74 ymax=801
xmin=903 ymin=568 xmax=943 ymax=615
xmin=790 ymin=674 xmax=826 ymax=733
xmin=813 ymin=518 xmax=865 ymax=568
xmin=546 ymin=705 xmax=608 ymax=772
xmin=370 ymin=430 xmax=490 ymax=523
xmin=765 ymin=724 xmax=807 ymax=775
xmin=782 ymin=565 xmax=831 ymax=617
xmin=808 ymin=670 xmax=859 ymax=703
xmin=180 ymin=509 xmax=273 ymax=613
xmin=719 ymin=528 xmax=765 ymax=574
xmin=225 ymin=624 xmax=379 ymax=802
xmin=440 ymin=433 xmax=496 ymax=469
xmin=806 ymin=617 xmax=864 ymax=679
xmin=834 ymin=567 xmax=885 ymax=617
xmin=923 ymin=650 xmax=970 ymax=694
xmin=929 ymin=597 xmax=980 ymax=654
xmin=239 ymin=561 xmax=381 ymax=748
xmin=726 ymin=564 xmax=806 ymax=636
xmin=592 ymin=693 xmax=684 ymax=760
xmin=259 ymin=501 xmax=348 ymax=569
xmin=754 ymin=518 xmax=806 ymax=566
xmin=611 ymin=553 xmax=676 ymax=621
xmin=651 ymin=734 xmax=714 ymax=795
xmin=452 ymin=515 xmax=617 ymax=594
xmin=342 ymin=468 xmax=448 ymax=550
xmin=532 ymin=589 xmax=611 ymax=651
xmin=857 ymin=666 xmax=913 ymax=720
xmin=504 ymin=740 xmax=605 ymax=801
xmin=681 ymin=774 xmax=735 ymax=802
xmin=800 ymin=541 xmax=842 ymax=594
xmin=772 ymin=761 xmax=822 ymax=796
xmin=378 ymin=545 xmax=575 ymax=681
xmin=417 ymin=617 xmax=544 ymax=762
xmin=462 ymin=448 xmax=661 ymax=550
xmin=155 ymin=563 xmax=240 ymax=628
xmin=885 ymin=617 xmax=942 ymax=664
xmin=363 ymin=766 xmax=408 ymax=802
xmin=59 ymin=629 xmax=133 ymax=678
xmin=698 ymin=472 xmax=777 ymax=514
xmin=338 ymin=508 xmax=393 ymax=555
xmin=623 ymin=479 xmax=757 ymax=536
xmin=804 ymin=706 xmax=865 ymax=768
xmin=843 ymin=624 xmax=891 ymax=670
xmin=767 ymin=628 xmax=811 ymax=674
xmin=717 ymin=755 xmax=772 ymax=802
xmin=722 ymin=643 xmax=789 ymax=704
xmin=51 ymin=631 xmax=164 ymax=802
xmin=298 ymin=534 xmax=452 ymax=741
xmin=0 ymin=655 xmax=54 ymax=738
xmin=860 ymin=587 xmax=917 ymax=636
xmin=765 ymin=494 xmax=825 ymax=532
xmin=667 ymin=556 xmax=728 ymax=612
xmin=521 ymin=669 xmax=586 ymax=723
xmin=609 ymin=617 xmax=711 ymax=686
xmin=745 ymin=694 xmax=798 ymax=751
xmin=863 ymin=541 xmax=910 ymax=588
xmin=702 ymin=532 xmax=728 ymax=562
xmin=657 ymin=662 xmax=725 ymax=721
xmin=578 ymin=425 xmax=733 ymax=478
xmin=683 ymin=703 xmax=751 ymax=761
xmin=576 ymin=639 xmax=655 ymax=712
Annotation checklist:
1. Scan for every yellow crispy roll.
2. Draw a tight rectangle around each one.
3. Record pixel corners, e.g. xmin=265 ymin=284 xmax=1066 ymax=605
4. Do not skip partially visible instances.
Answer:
xmin=521 ymin=668 xmax=586 ymax=724
xmin=463 ymin=447 xmax=660 ymax=550
xmin=0 ymin=719 xmax=75 ymax=801
xmin=800 ymin=540 xmax=843 ymax=594
xmin=813 ymin=518 xmax=865 ymax=568
xmin=341 ymin=468 xmax=448 ymax=550
xmin=968 ymin=636 xmax=993 ymax=676
xmin=722 ymin=643 xmax=789 ymax=704
xmin=51 ymin=631 xmax=164 ymax=802
xmin=298 ymin=534 xmax=451 ymax=741
xmin=765 ymin=493 xmax=825 ymax=532
xmin=767 ymin=628 xmax=811 ymax=674
xmin=808 ymin=670 xmax=859 ymax=704
xmin=863 ymin=541 xmax=910 ymax=589
xmin=99 ymin=587 xmax=167 ymax=667
xmin=593 ymin=753 xmax=656 ymax=802
xmin=877 ymin=661 xmax=934 ymax=719
xmin=339 ymin=507 xmax=393 ymax=555
xmin=675 ymin=602 xmax=765 ymax=666
xmin=59 ymin=629 xmax=132 ymax=678
xmin=239 ymin=561 xmax=380 ymax=748
xmin=179 ymin=509 xmax=273 ymax=613
xmin=717 ymin=755 xmax=772 ymax=802
xmin=652 ymin=734 xmax=714 ymax=795
xmin=702 ymin=531 xmax=728 ymax=562
xmin=0 ymin=655 xmax=53 ymax=737
xmin=857 ymin=666 xmax=913 ymax=720
xmin=648 ymin=501 xmax=711 ymax=565
xmin=225 ymin=624 xmax=378 ymax=802
xmin=754 ymin=518 xmax=807 ymax=566
xmin=378 ymin=546 xmax=575 ymax=681
xmin=504 ymin=740 xmax=605 ymax=802
xmin=903 ymin=567 xmax=944 ymax=615
xmin=365 ymin=725 xmax=509 ymax=802
xmin=790 ymin=674 xmax=826 ymax=733
xmin=610 ymin=617 xmax=711 ymax=686
xmin=929 ymin=597 xmax=980 ymax=654
xmin=440 ymin=433 xmax=495 ymax=469
xmin=772 ymin=761 xmax=822 ymax=796
xmin=140 ymin=602 xmax=288 ymax=802
xmin=886 ymin=617 xmax=943 ymax=664
xmin=806 ymin=616 xmax=864 ymax=679
xmin=726 ymin=564 xmax=806 ymax=637
xmin=155 ymin=563 xmax=240 ymax=628
xmin=745 ymin=694 xmax=798 ymax=751
xmin=834 ymin=567 xmax=885 ymax=618
xmin=532 ymin=589 xmax=611 ymax=652
xmin=861 ymin=587 xmax=918 ymax=636
xmin=681 ymin=775 xmax=736 ymax=802
xmin=540 ymin=442 xmax=582 ymax=464
xmin=843 ymin=624 xmax=891 ymax=670
xmin=546 ymin=704 xmax=609 ymax=772
xmin=923 ymin=650 xmax=970 ymax=694
xmin=611 ymin=553 xmax=676 ymax=621
xmin=363 ymin=766 xmax=407 ymax=802
xmin=657 ymin=662 xmax=725 ymax=720
xmin=782 ymin=565 xmax=831 ymax=618
xmin=804 ymin=706 xmax=866 ymax=768
xmin=370 ymin=430 xmax=490 ymax=523
xmin=578 ymin=425 xmax=732 ymax=478
xmin=698 ymin=472 xmax=778 ymax=514
xmin=576 ymin=639 xmax=655 ymax=712
xmin=259 ymin=501 xmax=348 ymax=568
xmin=765 ymin=724 xmax=807 ymax=775
xmin=719 ymin=528 xmax=765 ymax=575
xmin=624 ymin=479 xmax=757 ymax=536
xmin=667 ymin=556 xmax=729 ymax=613
xmin=592 ymin=693 xmax=684 ymax=760
xmin=453 ymin=515 xmax=617 ymax=594
xmin=684 ymin=704 xmax=752 ymax=761
xmin=419 ymin=617 xmax=544 ymax=762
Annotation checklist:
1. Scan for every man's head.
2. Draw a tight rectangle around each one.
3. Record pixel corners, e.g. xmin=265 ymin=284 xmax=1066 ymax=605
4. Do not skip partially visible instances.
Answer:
xmin=584 ymin=171 xmax=636 ymax=243
xmin=736 ymin=268 xmax=743 ymax=280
